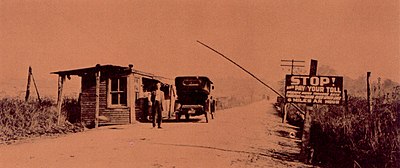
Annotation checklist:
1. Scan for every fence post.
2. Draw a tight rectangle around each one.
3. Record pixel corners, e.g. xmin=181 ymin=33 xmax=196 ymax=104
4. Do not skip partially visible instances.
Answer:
xmin=367 ymin=72 xmax=372 ymax=114
xmin=31 ymin=69 xmax=41 ymax=103
xmin=344 ymin=89 xmax=349 ymax=112
xmin=25 ymin=66 xmax=32 ymax=101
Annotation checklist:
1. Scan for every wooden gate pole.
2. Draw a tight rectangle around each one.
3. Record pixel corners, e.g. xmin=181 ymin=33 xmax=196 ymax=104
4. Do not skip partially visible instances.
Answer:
xmin=300 ymin=59 xmax=318 ymax=163
xmin=57 ymin=75 xmax=65 ymax=125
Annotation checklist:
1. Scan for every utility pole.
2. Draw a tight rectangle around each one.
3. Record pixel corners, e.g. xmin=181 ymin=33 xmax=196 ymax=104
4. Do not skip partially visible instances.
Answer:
xmin=300 ymin=59 xmax=318 ymax=163
xmin=280 ymin=59 xmax=305 ymax=75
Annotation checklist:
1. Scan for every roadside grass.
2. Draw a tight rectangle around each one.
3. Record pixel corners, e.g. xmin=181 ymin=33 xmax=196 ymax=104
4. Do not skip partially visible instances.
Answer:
xmin=311 ymin=94 xmax=399 ymax=168
xmin=0 ymin=97 xmax=83 ymax=144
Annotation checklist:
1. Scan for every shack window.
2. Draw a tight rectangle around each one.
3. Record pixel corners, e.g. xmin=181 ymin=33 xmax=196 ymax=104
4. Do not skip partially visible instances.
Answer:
xmin=109 ymin=77 xmax=127 ymax=106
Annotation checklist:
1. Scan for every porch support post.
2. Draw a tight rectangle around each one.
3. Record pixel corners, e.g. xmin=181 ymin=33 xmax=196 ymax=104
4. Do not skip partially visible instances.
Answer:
xmin=95 ymin=70 xmax=101 ymax=128
xmin=129 ymin=73 xmax=136 ymax=124
xmin=57 ymin=75 xmax=65 ymax=125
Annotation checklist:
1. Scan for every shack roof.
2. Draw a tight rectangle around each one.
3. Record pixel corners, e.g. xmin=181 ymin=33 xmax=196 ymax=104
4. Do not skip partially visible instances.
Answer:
xmin=51 ymin=64 xmax=171 ymax=82
xmin=51 ymin=64 xmax=128 ymax=76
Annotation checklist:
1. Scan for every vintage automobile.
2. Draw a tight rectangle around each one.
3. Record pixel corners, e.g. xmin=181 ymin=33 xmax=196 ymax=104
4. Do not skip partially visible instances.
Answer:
xmin=174 ymin=76 xmax=216 ymax=122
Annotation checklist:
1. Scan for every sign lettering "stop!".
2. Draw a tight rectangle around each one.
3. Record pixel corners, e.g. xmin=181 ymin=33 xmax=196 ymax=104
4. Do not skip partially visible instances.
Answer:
xmin=290 ymin=76 xmax=339 ymax=87
xmin=285 ymin=75 xmax=343 ymax=105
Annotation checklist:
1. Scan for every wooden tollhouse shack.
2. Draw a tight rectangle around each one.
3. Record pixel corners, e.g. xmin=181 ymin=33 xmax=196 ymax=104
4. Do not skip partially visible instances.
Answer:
xmin=52 ymin=64 xmax=173 ymax=128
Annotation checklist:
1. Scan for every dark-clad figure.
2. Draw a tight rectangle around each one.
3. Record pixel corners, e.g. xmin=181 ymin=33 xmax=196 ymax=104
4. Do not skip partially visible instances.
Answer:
xmin=151 ymin=82 xmax=164 ymax=128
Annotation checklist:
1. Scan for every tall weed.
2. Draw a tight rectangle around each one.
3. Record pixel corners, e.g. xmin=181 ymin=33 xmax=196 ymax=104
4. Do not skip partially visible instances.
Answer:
xmin=0 ymin=97 xmax=83 ymax=143
xmin=310 ymin=88 xmax=399 ymax=167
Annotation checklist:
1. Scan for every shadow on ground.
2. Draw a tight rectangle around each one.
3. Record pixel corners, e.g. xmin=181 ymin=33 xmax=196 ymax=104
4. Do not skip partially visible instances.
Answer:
xmin=154 ymin=142 xmax=260 ymax=155
xmin=264 ymin=130 xmax=303 ymax=163
xmin=162 ymin=118 xmax=204 ymax=123
xmin=139 ymin=118 xmax=204 ymax=123
xmin=266 ymin=150 xmax=300 ymax=162
xmin=256 ymin=103 xmax=306 ymax=165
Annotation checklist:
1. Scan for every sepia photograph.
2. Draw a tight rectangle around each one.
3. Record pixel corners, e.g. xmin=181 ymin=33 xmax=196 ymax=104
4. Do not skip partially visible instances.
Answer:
xmin=0 ymin=0 xmax=399 ymax=167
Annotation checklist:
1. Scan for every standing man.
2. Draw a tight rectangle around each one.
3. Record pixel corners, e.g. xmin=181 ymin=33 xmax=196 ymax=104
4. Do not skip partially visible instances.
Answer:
xmin=151 ymin=82 xmax=164 ymax=128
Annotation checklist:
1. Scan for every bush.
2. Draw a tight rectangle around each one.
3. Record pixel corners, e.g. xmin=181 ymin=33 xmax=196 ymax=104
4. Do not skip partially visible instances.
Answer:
xmin=0 ymin=97 xmax=83 ymax=143
xmin=310 ymin=91 xmax=400 ymax=167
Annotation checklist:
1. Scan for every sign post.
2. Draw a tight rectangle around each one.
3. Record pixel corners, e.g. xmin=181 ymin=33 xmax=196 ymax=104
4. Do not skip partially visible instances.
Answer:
xmin=300 ymin=59 xmax=317 ymax=163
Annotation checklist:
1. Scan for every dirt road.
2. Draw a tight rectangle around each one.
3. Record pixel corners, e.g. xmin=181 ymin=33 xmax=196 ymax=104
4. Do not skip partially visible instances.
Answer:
xmin=0 ymin=100 xmax=312 ymax=168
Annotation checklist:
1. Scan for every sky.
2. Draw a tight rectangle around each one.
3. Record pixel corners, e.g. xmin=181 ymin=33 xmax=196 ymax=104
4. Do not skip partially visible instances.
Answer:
xmin=0 ymin=0 xmax=399 ymax=97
